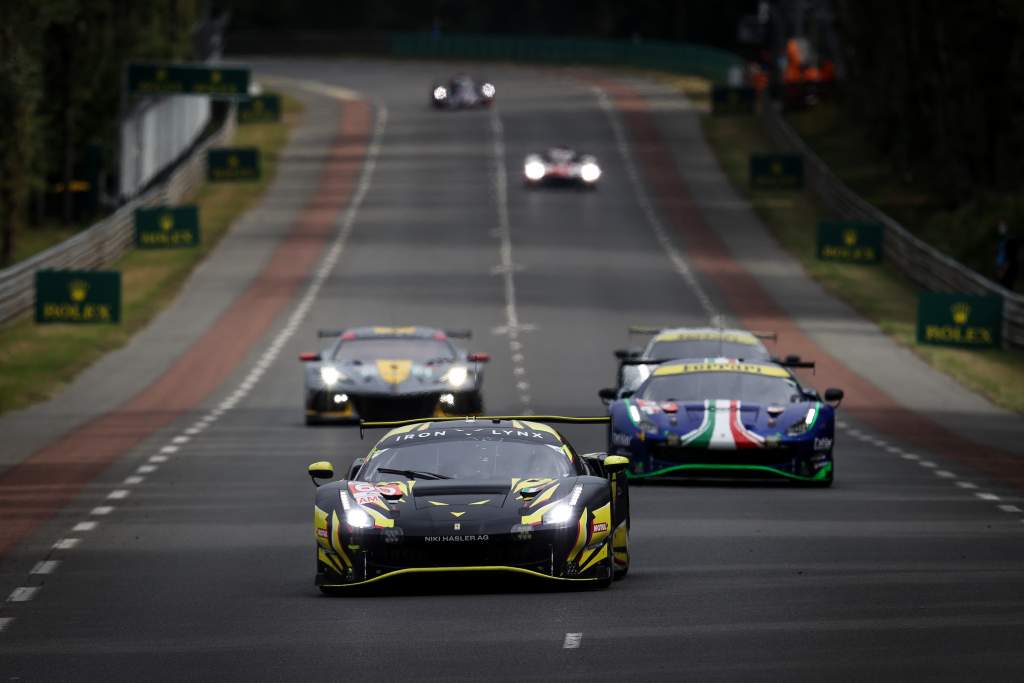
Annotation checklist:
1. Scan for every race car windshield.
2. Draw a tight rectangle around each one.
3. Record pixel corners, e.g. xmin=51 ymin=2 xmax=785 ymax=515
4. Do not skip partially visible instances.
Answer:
xmin=363 ymin=440 xmax=574 ymax=481
xmin=648 ymin=340 xmax=769 ymax=361
xmin=639 ymin=372 xmax=801 ymax=405
xmin=332 ymin=339 xmax=456 ymax=363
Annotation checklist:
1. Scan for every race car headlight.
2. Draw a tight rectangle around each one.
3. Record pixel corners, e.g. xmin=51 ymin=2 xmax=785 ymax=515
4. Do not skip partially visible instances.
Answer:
xmin=639 ymin=419 xmax=659 ymax=435
xmin=320 ymin=366 xmax=344 ymax=386
xmin=524 ymin=160 xmax=546 ymax=181
xmin=580 ymin=162 xmax=601 ymax=183
xmin=786 ymin=406 xmax=818 ymax=436
xmin=481 ymin=82 xmax=495 ymax=98
xmin=444 ymin=365 xmax=469 ymax=388
xmin=542 ymin=484 xmax=584 ymax=526
xmin=345 ymin=507 xmax=373 ymax=529
xmin=433 ymin=86 xmax=447 ymax=100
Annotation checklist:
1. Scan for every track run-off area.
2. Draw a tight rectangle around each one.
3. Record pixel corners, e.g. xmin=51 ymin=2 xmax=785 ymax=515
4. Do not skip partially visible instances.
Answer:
xmin=1 ymin=60 xmax=1023 ymax=681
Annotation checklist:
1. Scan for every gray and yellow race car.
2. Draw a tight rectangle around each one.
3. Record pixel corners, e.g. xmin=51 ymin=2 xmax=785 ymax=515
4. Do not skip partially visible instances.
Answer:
xmin=299 ymin=326 xmax=489 ymax=424
xmin=308 ymin=416 xmax=630 ymax=592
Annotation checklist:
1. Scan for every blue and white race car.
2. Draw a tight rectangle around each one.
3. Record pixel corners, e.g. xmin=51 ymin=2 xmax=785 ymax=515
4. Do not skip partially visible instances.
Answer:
xmin=602 ymin=357 xmax=843 ymax=486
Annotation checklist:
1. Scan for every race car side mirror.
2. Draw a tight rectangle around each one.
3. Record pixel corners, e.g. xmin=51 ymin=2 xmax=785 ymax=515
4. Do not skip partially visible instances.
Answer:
xmin=614 ymin=348 xmax=640 ymax=360
xmin=468 ymin=352 xmax=490 ymax=363
xmin=603 ymin=455 xmax=630 ymax=474
xmin=308 ymin=461 xmax=334 ymax=486
xmin=348 ymin=458 xmax=365 ymax=481
xmin=824 ymin=388 xmax=844 ymax=407
xmin=299 ymin=352 xmax=320 ymax=362
xmin=598 ymin=388 xmax=618 ymax=402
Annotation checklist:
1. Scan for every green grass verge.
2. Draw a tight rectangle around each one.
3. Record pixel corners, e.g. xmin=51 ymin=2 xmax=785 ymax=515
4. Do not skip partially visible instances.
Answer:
xmin=0 ymin=94 xmax=304 ymax=415
xmin=661 ymin=76 xmax=1024 ymax=414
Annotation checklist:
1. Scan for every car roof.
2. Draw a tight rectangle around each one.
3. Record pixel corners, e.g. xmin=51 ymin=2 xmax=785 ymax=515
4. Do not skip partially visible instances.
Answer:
xmin=650 ymin=328 xmax=766 ymax=346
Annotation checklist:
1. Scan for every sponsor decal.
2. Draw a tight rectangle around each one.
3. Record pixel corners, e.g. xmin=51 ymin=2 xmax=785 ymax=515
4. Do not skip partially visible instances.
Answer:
xmin=655 ymin=331 xmax=758 ymax=345
xmin=316 ymin=529 xmax=329 ymax=538
xmin=374 ymin=483 xmax=403 ymax=497
xmin=423 ymin=535 xmax=490 ymax=542
xmin=814 ymin=437 xmax=833 ymax=451
xmin=592 ymin=522 xmax=609 ymax=533
xmin=817 ymin=221 xmax=883 ymax=263
xmin=354 ymin=492 xmax=383 ymax=506
xmin=35 ymin=270 xmax=120 ymax=324
xmin=611 ymin=432 xmax=632 ymax=448
xmin=917 ymin=293 xmax=1001 ymax=348
xmin=653 ymin=361 xmax=789 ymax=378
xmin=135 ymin=206 xmax=200 ymax=249
xmin=391 ymin=428 xmax=550 ymax=444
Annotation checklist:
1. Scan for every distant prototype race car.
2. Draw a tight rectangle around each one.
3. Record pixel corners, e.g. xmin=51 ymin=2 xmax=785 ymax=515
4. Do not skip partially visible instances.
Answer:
xmin=308 ymin=415 xmax=631 ymax=592
xmin=299 ymin=326 xmax=489 ymax=424
xmin=523 ymin=147 xmax=602 ymax=187
xmin=614 ymin=326 xmax=776 ymax=395
xmin=602 ymin=357 xmax=843 ymax=486
xmin=431 ymin=75 xmax=495 ymax=109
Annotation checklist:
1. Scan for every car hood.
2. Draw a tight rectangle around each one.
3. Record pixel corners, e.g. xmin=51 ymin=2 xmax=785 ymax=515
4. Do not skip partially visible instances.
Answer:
xmin=629 ymin=399 xmax=822 ymax=448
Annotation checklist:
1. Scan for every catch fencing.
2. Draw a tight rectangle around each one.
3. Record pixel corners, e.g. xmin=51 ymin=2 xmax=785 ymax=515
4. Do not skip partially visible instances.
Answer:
xmin=761 ymin=102 xmax=1024 ymax=348
xmin=0 ymin=108 xmax=235 ymax=324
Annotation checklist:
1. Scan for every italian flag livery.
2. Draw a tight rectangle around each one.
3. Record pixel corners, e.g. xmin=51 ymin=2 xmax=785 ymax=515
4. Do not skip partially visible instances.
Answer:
xmin=680 ymin=400 xmax=765 ymax=449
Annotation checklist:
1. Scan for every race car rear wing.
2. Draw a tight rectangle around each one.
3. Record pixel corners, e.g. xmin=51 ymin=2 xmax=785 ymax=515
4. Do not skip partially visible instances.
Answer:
xmin=627 ymin=325 xmax=777 ymax=341
xmin=356 ymin=414 xmax=609 ymax=438
xmin=316 ymin=328 xmax=473 ymax=339
xmin=620 ymin=356 xmax=815 ymax=371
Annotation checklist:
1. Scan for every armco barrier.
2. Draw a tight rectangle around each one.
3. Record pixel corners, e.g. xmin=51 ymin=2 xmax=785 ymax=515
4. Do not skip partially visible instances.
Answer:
xmin=761 ymin=101 xmax=1023 ymax=349
xmin=390 ymin=32 xmax=742 ymax=84
xmin=0 ymin=106 xmax=236 ymax=324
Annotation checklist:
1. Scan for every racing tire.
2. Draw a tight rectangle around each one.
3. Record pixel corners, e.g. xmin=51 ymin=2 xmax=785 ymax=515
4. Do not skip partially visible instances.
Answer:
xmin=613 ymin=525 xmax=630 ymax=580
xmin=594 ymin=545 xmax=615 ymax=590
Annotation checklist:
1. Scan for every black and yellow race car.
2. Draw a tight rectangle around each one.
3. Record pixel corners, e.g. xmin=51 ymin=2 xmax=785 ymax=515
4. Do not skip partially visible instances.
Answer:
xmin=308 ymin=416 xmax=630 ymax=593
xmin=299 ymin=326 xmax=490 ymax=424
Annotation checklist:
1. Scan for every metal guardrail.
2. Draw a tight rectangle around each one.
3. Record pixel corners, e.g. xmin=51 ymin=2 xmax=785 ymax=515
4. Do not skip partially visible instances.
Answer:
xmin=761 ymin=101 xmax=1023 ymax=349
xmin=0 ymin=107 xmax=236 ymax=324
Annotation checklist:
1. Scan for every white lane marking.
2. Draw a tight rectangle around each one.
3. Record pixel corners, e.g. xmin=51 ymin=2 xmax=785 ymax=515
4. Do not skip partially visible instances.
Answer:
xmin=594 ymin=86 xmax=720 ymax=325
xmin=53 ymin=538 xmax=80 ymax=550
xmin=918 ymin=461 xmax=937 ymax=469
xmin=149 ymin=455 xmax=168 ymax=463
xmin=998 ymin=505 xmax=1022 ymax=513
xmin=563 ymin=632 xmax=583 ymax=649
xmin=137 ymin=465 xmax=157 ymax=474
xmin=934 ymin=470 xmax=956 ymax=478
xmin=956 ymin=482 xmax=978 ymax=490
xmin=7 ymin=587 xmax=38 ymax=602
xmin=172 ymin=436 xmax=190 ymax=444
xmin=30 ymin=561 xmax=59 ymax=575
xmin=124 ymin=476 xmax=145 ymax=485
xmin=0 ymin=617 xmax=12 ymax=632
xmin=835 ymin=420 xmax=848 ymax=428
xmin=900 ymin=453 xmax=920 ymax=461
xmin=160 ymin=445 xmax=178 ymax=454
xmin=885 ymin=445 xmax=902 ymax=454
xmin=107 ymin=490 xmax=130 ymax=500
xmin=490 ymin=108 xmax=533 ymax=413
xmin=976 ymin=493 xmax=1000 ymax=501
xmin=73 ymin=521 xmax=98 ymax=532
xmin=90 ymin=506 xmax=114 ymax=516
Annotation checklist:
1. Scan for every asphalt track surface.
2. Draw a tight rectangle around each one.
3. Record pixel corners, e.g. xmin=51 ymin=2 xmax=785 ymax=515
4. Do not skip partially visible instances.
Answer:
xmin=2 ymin=60 xmax=1023 ymax=681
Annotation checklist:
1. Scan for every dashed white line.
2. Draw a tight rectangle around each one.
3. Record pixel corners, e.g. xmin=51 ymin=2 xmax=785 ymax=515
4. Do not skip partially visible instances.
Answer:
xmin=160 ymin=445 xmax=179 ymax=454
xmin=90 ymin=506 xmax=114 ymax=516
xmin=107 ymin=489 xmax=130 ymax=500
xmin=53 ymin=538 xmax=80 ymax=550
xmin=149 ymin=455 xmax=169 ymax=463
xmin=976 ymin=493 xmax=1001 ymax=501
xmin=918 ymin=461 xmax=937 ymax=469
xmin=30 ymin=561 xmax=59 ymax=575
xmin=934 ymin=470 xmax=956 ymax=479
xmin=0 ymin=617 xmax=12 ymax=632
xmin=7 ymin=587 xmax=39 ymax=602
xmin=172 ymin=435 xmax=190 ymax=444
xmin=997 ymin=504 xmax=1021 ymax=513
xmin=563 ymin=632 xmax=583 ymax=649
xmin=137 ymin=465 xmax=157 ymax=474
xmin=956 ymin=482 xmax=978 ymax=490
xmin=900 ymin=453 xmax=920 ymax=461
xmin=73 ymin=521 xmax=98 ymax=532
xmin=124 ymin=476 xmax=145 ymax=485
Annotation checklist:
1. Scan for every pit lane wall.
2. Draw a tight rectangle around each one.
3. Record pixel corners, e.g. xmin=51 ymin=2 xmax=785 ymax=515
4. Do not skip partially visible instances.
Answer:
xmin=0 ymin=106 xmax=236 ymax=325
xmin=761 ymin=101 xmax=1024 ymax=349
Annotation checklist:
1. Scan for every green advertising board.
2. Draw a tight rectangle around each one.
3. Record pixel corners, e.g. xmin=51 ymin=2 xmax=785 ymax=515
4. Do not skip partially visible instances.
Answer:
xmin=238 ymin=94 xmax=282 ymax=123
xmin=917 ymin=292 xmax=1002 ymax=348
xmin=126 ymin=63 xmax=250 ymax=97
xmin=35 ymin=270 xmax=121 ymax=324
xmin=711 ymin=86 xmax=756 ymax=116
xmin=750 ymin=154 xmax=804 ymax=190
xmin=817 ymin=221 xmax=884 ymax=263
xmin=207 ymin=148 xmax=261 ymax=181
xmin=135 ymin=206 xmax=200 ymax=248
